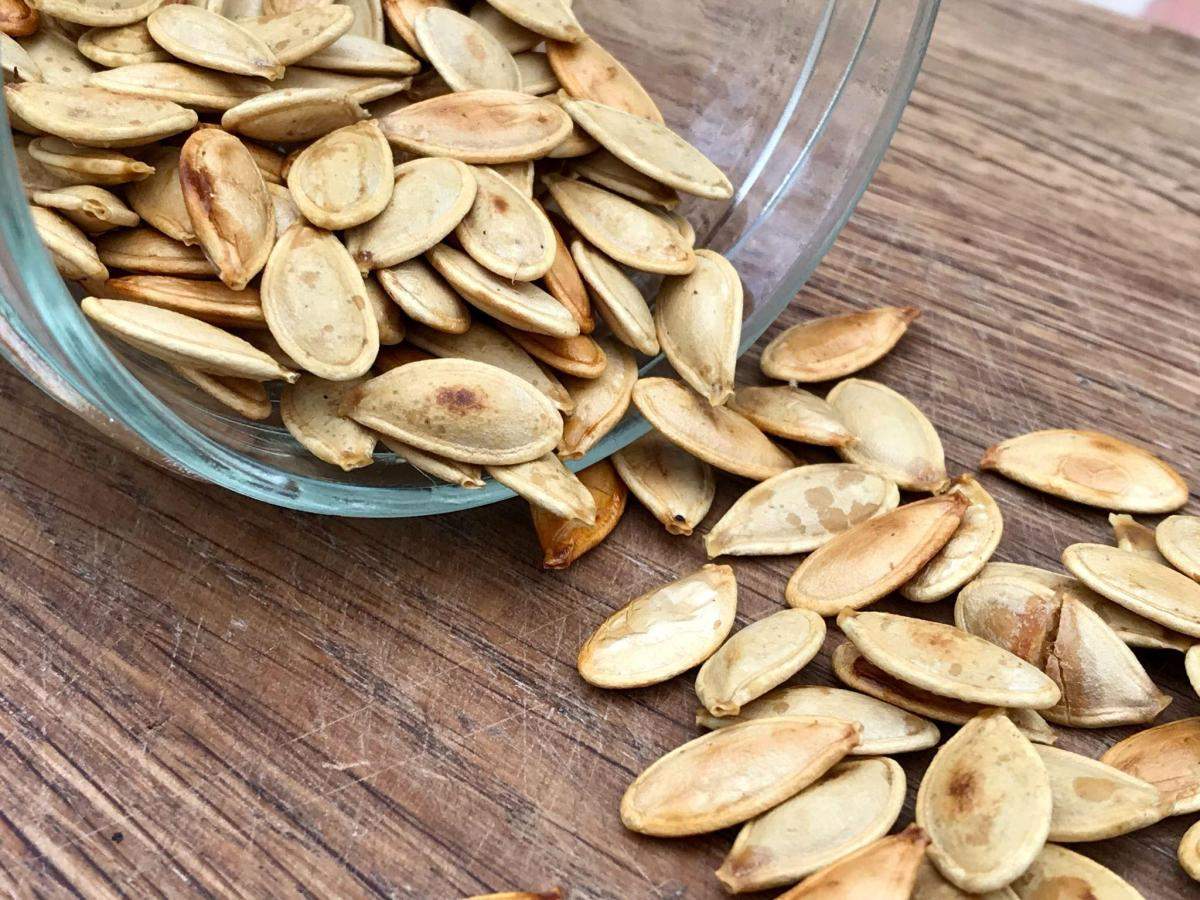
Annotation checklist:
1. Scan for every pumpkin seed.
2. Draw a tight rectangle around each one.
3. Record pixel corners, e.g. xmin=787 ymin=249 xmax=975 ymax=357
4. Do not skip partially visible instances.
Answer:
xmin=275 ymin=65 xmax=409 ymax=103
xmin=96 ymin=227 xmax=216 ymax=275
xmin=222 ymin=87 xmax=368 ymax=142
xmin=32 ymin=0 xmax=160 ymax=27
xmin=1181 ymin=820 xmax=1200 ymax=881
xmin=378 ymin=434 xmax=485 ymax=488
xmin=544 ymin=92 xmax=598 ymax=158
xmin=30 ymin=207 xmax=108 ymax=280
xmin=485 ymin=0 xmax=581 ymax=43
xmin=175 ymin=366 xmax=271 ymax=419
xmin=705 ymin=463 xmax=899 ymax=558
xmin=239 ymin=5 xmax=353 ymax=65
xmin=240 ymin=326 xmax=300 ymax=369
xmin=545 ymin=174 xmax=695 ymax=275
xmin=655 ymin=207 xmax=694 ymax=246
xmin=1 ymin=0 xmax=38 ymax=35
xmin=917 ymin=710 xmax=1051 ymax=894
xmin=632 ymin=377 xmax=793 ymax=481
xmin=32 ymin=185 xmax=138 ymax=234
xmin=546 ymin=37 xmax=662 ymax=122
xmin=376 ymin=258 xmax=471 ymax=334
xmin=455 ymin=165 xmax=554 ymax=281
xmin=261 ymin=224 xmax=377 ymax=380
xmin=695 ymin=608 xmax=825 ymax=717
xmin=490 ymin=160 xmax=534 ymax=197
xmin=77 ymin=21 xmax=170 ymax=66
xmin=1036 ymin=744 xmax=1166 ymax=842
xmin=4 ymin=82 xmax=197 ymax=147
xmin=569 ymin=238 xmax=657 ymax=354
xmin=903 ymin=476 xmax=1004 ymax=603
xmin=426 ymin=244 xmax=578 ymax=338
xmin=773 ymin=824 xmax=930 ymax=900
xmin=532 ymin=458 xmax=625 ymax=568
xmin=1100 ymin=717 xmax=1200 ymax=815
xmin=569 ymin=149 xmax=679 ymax=209
xmin=839 ymin=610 xmax=1061 ymax=709
xmin=1010 ymin=844 xmax=1142 ymax=900
xmin=380 ymin=0 xmax=449 ymax=57
xmin=542 ymin=211 xmax=593 ymax=332
xmin=1063 ymin=543 xmax=1200 ymax=638
xmin=285 ymin=120 xmax=393 ymax=229
xmin=81 ymin=296 xmax=297 ymax=381
xmin=716 ymin=758 xmax=905 ymax=894
xmin=18 ymin=26 xmax=97 ymax=86
xmin=346 ymin=357 xmax=561 ymax=464
xmin=1110 ymin=512 xmax=1168 ymax=564
xmin=104 ymin=275 xmax=266 ymax=328
xmin=611 ymin=431 xmax=714 ymax=536
xmin=786 ymin=494 xmax=969 ymax=616
xmin=513 ymin=51 xmax=555 ymax=95
xmin=761 ymin=307 xmax=919 ymax=382
xmin=300 ymin=33 xmax=419 ymax=74
xmin=1188 ymin=645 xmax=1200 ymax=698
xmin=982 ymin=429 xmax=1188 ymax=513
xmin=339 ymin=0 xmax=381 ymax=40
xmin=488 ymin=453 xmax=595 ymax=523
xmin=124 ymin=146 xmax=194 ymax=243
xmin=828 ymin=378 xmax=949 ymax=492
xmin=974 ymin=561 xmax=1072 ymax=589
xmin=497 ymin=328 xmax=605 ymax=380
xmin=727 ymin=385 xmax=854 ymax=447
xmin=147 ymin=5 xmax=282 ymax=79
xmin=1158 ymin=515 xmax=1200 ymax=580
xmin=344 ymin=157 xmax=476 ymax=270
xmin=378 ymin=89 xmax=571 ymax=162
xmin=2 ymin=32 xmax=41 ymax=81
xmin=280 ymin=375 xmax=377 ymax=469
xmin=26 ymin=137 xmax=154 ymax=187
xmin=89 ymin=61 xmax=272 ymax=109
xmin=373 ymin=344 xmax=432 ymax=372
xmin=362 ymin=279 xmax=403 ymax=345
xmin=180 ymin=128 xmax=275 ymax=290
xmin=266 ymin=181 xmax=302 ymax=232
xmin=697 ymin=684 xmax=939 ymax=754
xmin=653 ymin=249 xmax=741 ymax=405
xmin=14 ymin=134 xmax=73 ymax=196
xmin=912 ymin=861 xmax=1017 ymax=900
xmin=558 ymin=337 xmax=636 ymax=459
xmin=406 ymin=320 xmax=572 ymax=413
xmin=954 ymin=572 xmax=1061 ymax=668
xmin=468 ymin=0 xmax=537 ymax=53
xmin=619 ymin=715 xmax=860 ymax=837
xmin=415 ymin=7 xmax=519 ymax=92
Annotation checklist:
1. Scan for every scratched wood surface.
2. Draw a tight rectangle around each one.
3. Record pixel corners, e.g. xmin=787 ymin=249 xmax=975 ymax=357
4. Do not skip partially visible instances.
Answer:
xmin=2 ymin=0 xmax=1199 ymax=896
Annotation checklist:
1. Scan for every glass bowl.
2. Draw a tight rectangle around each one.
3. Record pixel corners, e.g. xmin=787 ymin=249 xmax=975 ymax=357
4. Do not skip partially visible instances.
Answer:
xmin=0 ymin=0 xmax=939 ymax=517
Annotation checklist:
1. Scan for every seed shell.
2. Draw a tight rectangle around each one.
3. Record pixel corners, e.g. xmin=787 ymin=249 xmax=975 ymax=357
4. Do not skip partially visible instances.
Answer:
xmin=619 ymin=715 xmax=860 ymax=837
xmin=611 ymin=431 xmax=714 ymax=536
xmin=569 ymin=238 xmax=657 ymax=354
xmin=760 ymin=306 xmax=919 ymax=382
xmin=2 ymin=32 xmax=41 ymax=81
xmin=124 ymin=146 xmax=194 ymax=243
xmin=276 ymin=66 xmax=410 ymax=103
xmin=364 ymin=279 xmax=404 ymax=345
xmin=147 ymin=5 xmax=283 ymax=79
xmin=981 ymin=429 xmax=1188 ymax=513
xmin=514 ymin=51 xmax=556 ymax=95
xmin=415 ymin=6 xmax=519 ymax=92
xmin=578 ymin=563 xmax=736 ymax=689
xmin=570 ymin=148 xmax=679 ymax=208
xmin=542 ymin=211 xmax=593 ymax=332
xmin=558 ymin=337 xmax=636 ymax=460
xmin=532 ymin=458 xmax=626 ymax=569
xmin=30 ymin=207 xmax=107 ymax=280
xmin=1010 ymin=844 xmax=1142 ymax=900
xmin=90 ymin=61 xmax=271 ymax=111
xmin=468 ymin=1 xmax=538 ymax=53
xmin=31 ymin=0 xmax=160 ymax=27
xmin=26 ymin=137 xmax=153 ymax=187
xmin=488 ymin=453 xmax=596 ymax=524
xmin=497 ymin=329 xmax=605 ymax=380
xmin=340 ymin=0 xmax=382 ymax=40
xmin=1158 ymin=515 xmax=1200 ymax=580
xmin=4 ymin=82 xmax=197 ymax=148
xmin=916 ymin=710 xmax=1051 ymax=894
xmin=286 ymin=120 xmax=393 ymax=229
xmin=786 ymin=494 xmax=968 ymax=616
xmin=484 ymin=0 xmax=582 ymax=43
xmin=1100 ymin=717 xmax=1200 ymax=815
xmin=222 ymin=87 xmax=368 ymax=142
xmin=954 ymin=572 xmax=1061 ymax=668
xmin=300 ymin=33 xmax=420 ymax=75
xmin=175 ymin=366 xmax=271 ymax=420
xmin=1062 ymin=543 xmax=1200 ymax=638
xmin=727 ymin=385 xmax=854 ymax=447
xmin=32 ymin=185 xmax=136 ymax=234
xmin=376 ymin=433 xmax=484 ymax=487
xmin=96 ymin=227 xmax=217 ymax=275
xmin=1181 ymin=820 xmax=1200 ymax=882
xmin=903 ymin=475 xmax=1004 ymax=603
xmin=912 ymin=861 xmax=1018 ymax=900
xmin=375 ymin=259 xmax=469 ymax=335
xmin=238 ymin=5 xmax=353 ymax=66
xmin=281 ymin=375 xmax=377 ymax=470
xmin=546 ymin=37 xmax=662 ymax=122
xmin=1110 ymin=512 xmax=1169 ymax=564
xmin=18 ymin=26 xmax=97 ymax=87
xmin=1189 ymin=645 xmax=1200 ymax=698
xmin=104 ymin=276 xmax=265 ymax=328
xmin=774 ymin=824 xmax=930 ymax=900
xmin=1 ymin=0 xmax=38 ymax=35
xmin=455 ymin=165 xmax=555 ymax=281
xmin=491 ymin=160 xmax=534 ymax=197
xmin=1036 ymin=744 xmax=1166 ymax=842
xmin=381 ymin=0 xmax=451 ymax=56
xmin=77 ymin=21 xmax=171 ymax=67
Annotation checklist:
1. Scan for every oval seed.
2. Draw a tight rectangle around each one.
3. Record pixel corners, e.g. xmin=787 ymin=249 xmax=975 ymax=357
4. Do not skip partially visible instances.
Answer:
xmin=697 ymin=685 xmax=940 ymax=756
xmin=15 ymin=135 xmax=80 ymax=196
xmin=912 ymin=860 xmax=1018 ymax=900
xmin=96 ymin=227 xmax=217 ymax=276
xmin=286 ymin=120 xmax=393 ymax=229
xmin=175 ymin=366 xmax=271 ymax=420
xmin=468 ymin=0 xmax=538 ymax=53
xmin=774 ymin=824 xmax=930 ymax=900
xmin=455 ymin=165 xmax=554 ymax=281
xmin=1036 ymin=744 xmax=1165 ymax=842
xmin=611 ymin=431 xmax=714 ymax=536
xmin=415 ymin=7 xmax=519 ymax=92
xmin=89 ymin=61 xmax=272 ymax=111
xmin=30 ymin=207 xmax=107 ymax=281
xmin=1181 ymin=820 xmax=1200 ymax=882
xmin=81 ymin=296 xmax=296 ymax=381
xmin=695 ymin=608 xmax=825 ymax=718
xmin=380 ymin=0 xmax=451 ymax=57
xmin=558 ymin=337 xmax=636 ymax=459
xmin=4 ymin=82 xmax=197 ymax=148
xmin=917 ymin=711 xmax=1050 ymax=894
xmin=761 ymin=307 xmax=919 ymax=382
xmin=221 ymin=87 xmax=368 ymax=142
xmin=828 ymin=378 xmax=949 ymax=492
xmin=1158 ymin=515 xmax=1200 ymax=580
xmin=340 ymin=0 xmax=382 ymax=40
xmin=281 ymin=376 xmax=377 ymax=470
xmin=539 ymin=212 xmax=591 ymax=330
xmin=545 ymin=174 xmax=695 ymax=275
xmin=346 ymin=358 xmax=562 ymax=464
xmin=261 ymin=225 xmax=378 ymax=380
xmin=838 ymin=610 xmax=1062 ymax=709
xmin=654 ymin=249 xmax=742 ymax=406
xmin=77 ymin=21 xmax=170 ymax=67
xmin=146 ymin=5 xmax=283 ymax=79
xmin=490 ymin=329 xmax=600 ymax=384
xmin=300 ymin=34 xmax=420 ymax=75
xmin=237 ymin=5 xmax=353 ymax=66
xmin=376 ymin=258 xmax=471 ymax=334
xmin=1063 ymin=543 xmax=1200 ymax=637
xmin=532 ymin=458 xmax=626 ymax=569
xmin=1 ymin=0 xmax=38 ymax=35
xmin=426 ymin=244 xmax=579 ymax=338
xmin=266 ymin=182 xmax=303 ymax=233
xmin=345 ymin=157 xmax=476 ymax=270
xmin=18 ymin=27 xmax=97 ymax=87
xmin=981 ymin=429 xmax=1188 ymax=513
xmin=491 ymin=160 xmax=534 ymax=197
xmin=546 ymin=37 xmax=661 ymax=122
xmin=378 ymin=89 xmax=572 ymax=162
xmin=514 ymin=51 xmax=556 ymax=95
xmin=569 ymin=238 xmax=657 ymax=355
xmin=364 ymin=279 xmax=404 ymax=345
xmin=26 ymin=137 xmax=153 ymax=187
xmin=487 ymin=453 xmax=595 ymax=524
xmin=727 ymin=385 xmax=854 ymax=447
xmin=1100 ymin=717 xmax=1200 ymax=815
xmin=716 ymin=758 xmax=904 ymax=894
xmin=1110 ymin=512 xmax=1168 ymax=564
xmin=378 ymin=435 xmax=485 ymax=488
xmin=485 ymin=0 xmax=581 ymax=43
xmin=570 ymin=148 xmax=678 ymax=208
xmin=578 ymin=563 xmax=736 ymax=689
xmin=32 ymin=0 xmax=159 ymax=27
xmin=706 ymin=463 xmax=899 ymax=558
xmin=954 ymin=572 xmax=1061 ymax=668
xmin=902 ymin=475 xmax=1004 ymax=603
xmin=104 ymin=275 xmax=266 ymax=328
xmin=1010 ymin=845 xmax=1142 ymax=900
xmin=631 ymin=377 xmax=793 ymax=481
xmin=32 ymin=185 xmax=137 ymax=234
xmin=786 ymin=494 xmax=969 ymax=616
xmin=125 ymin=146 xmax=194 ymax=244
xmin=276 ymin=66 xmax=409 ymax=103
xmin=545 ymin=93 xmax=599 ymax=158
xmin=2 ymin=32 xmax=41 ymax=81
xmin=620 ymin=716 xmax=860 ymax=837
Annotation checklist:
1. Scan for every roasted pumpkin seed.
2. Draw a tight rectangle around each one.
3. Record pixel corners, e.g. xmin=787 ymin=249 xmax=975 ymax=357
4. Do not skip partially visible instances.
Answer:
xmin=1100 ymin=717 xmax=1200 ymax=815
xmin=33 ymin=0 xmax=160 ymax=27
xmin=903 ymin=475 xmax=1003 ymax=603
xmin=222 ymin=87 xmax=368 ymax=142
xmin=546 ymin=36 xmax=661 ymax=122
xmin=363 ymin=279 xmax=404 ymax=345
xmin=90 ymin=61 xmax=272 ymax=110
xmin=1063 ymin=543 xmax=1200 ymax=637
xmin=727 ymin=385 xmax=854 ymax=447
xmin=569 ymin=148 xmax=678 ymax=208
xmin=774 ymin=824 xmax=930 ymax=900
xmin=1036 ymin=744 xmax=1165 ymax=842
xmin=540 ymin=210 xmax=593 ymax=332
xmin=1181 ymin=820 xmax=1200 ymax=881
xmin=491 ymin=160 xmax=534 ymax=197
xmin=761 ymin=307 xmax=919 ymax=382
xmin=415 ymin=6 xmax=519 ymax=92
xmin=468 ymin=0 xmax=538 ymax=53
xmin=286 ymin=120 xmax=393 ymax=229
xmin=1158 ymin=515 xmax=1200 ymax=580
xmin=544 ymin=92 xmax=599 ymax=158
xmin=300 ymin=33 xmax=420 ymax=75
xmin=1110 ymin=512 xmax=1168 ymax=564
xmin=954 ymin=571 xmax=1061 ymax=668
xmin=488 ymin=453 xmax=595 ymax=524
xmin=380 ymin=0 xmax=450 ymax=56
xmin=497 ymin=329 xmax=605 ymax=380
xmin=104 ymin=275 xmax=266 ymax=328
xmin=281 ymin=375 xmax=377 ymax=469
xmin=558 ymin=337 xmax=636 ymax=459
xmin=485 ymin=0 xmax=581 ymax=43
xmin=340 ymin=0 xmax=382 ymax=40
xmin=373 ymin=344 xmax=433 ymax=372
xmin=569 ymin=237 xmax=657 ymax=354
xmin=1 ymin=0 xmax=38 ymax=35
xmin=514 ymin=50 xmax=556 ymax=95
xmin=378 ymin=434 xmax=485 ymax=487
xmin=266 ymin=181 xmax=302 ymax=233
xmin=376 ymin=258 xmax=470 ymax=334
xmin=455 ymin=165 xmax=554 ymax=281
xmin=1010 ymin=844 xmax=1142 ymax=900
xmin=124 ymin=146 xmax=194 ymax=244
xmin=237 ymin=4 xmax=352 ymax=66
xmin=77 ymin=20 xmax=170 ymax=67
xmin=18 ymin=26 xmax=97 ymax=86
xmin=1 ymin=32 xmax=41 ymax=81
xmin=32 ymin=185 xmax=137 ymax=234
xmin=275 ymin=65 xmax=409 ymax=103
xmin=611 ymin=431 xmax=714 ymax=536
xmin=147 ymin=5 xmax=283 ymax=79
xmin=4 ymin=82 xmax=197 ymax=147
xmin=26 ymin=137 xmax=153 ymax=187
xmin=532 ymin=458 xmax=625 ymax=569
xmin=1188 ymin=645 xmax=1200 ymax=698
xmin=912 ymin=861 xmax=1017 ymax=900
xmin=30 ymin=207 xmax=107 ymax=280
xmin=175 ymin=366 xmax=271 ymax=420
xmin=96 ymin=227 xmax=216 ymax=275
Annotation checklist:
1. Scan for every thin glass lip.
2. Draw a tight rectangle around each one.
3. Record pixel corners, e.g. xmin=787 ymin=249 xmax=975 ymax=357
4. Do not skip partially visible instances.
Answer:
xmin=0 ymin=0 xmax=939 ymax=518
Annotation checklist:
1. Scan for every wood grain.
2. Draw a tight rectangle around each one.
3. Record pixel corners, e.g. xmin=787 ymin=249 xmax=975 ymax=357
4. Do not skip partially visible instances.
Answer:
xmin=2 ymin=0 xmax=1200 ymax=896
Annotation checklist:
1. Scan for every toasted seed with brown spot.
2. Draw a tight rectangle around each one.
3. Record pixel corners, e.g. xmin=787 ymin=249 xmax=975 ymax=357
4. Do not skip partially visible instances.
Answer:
xmin=542 ymin=209 xmax=593 ymax=333
xmin=415 ymin=6 xmax=519 ymax=92
xmin=287 ymin=120 xmax=394 ymax=230
xmin=381 ymin=0 xmax=451 ymax=57
xmin=569 ymin=238 xmax=657 ymax=354
xmin=282 ymin=376 xmax=378 ymax=469
xmin=903 ymin=476 xmax=1003 ymax=603
xmin=19 ymin=26 xmax=97 ymax=87
xmin=222 ymin=87 xmax=368 ymax=143
xmin=982 ymin=429 xmax=1189 ymax=513
xmin=917 ymin=710 xmax=1051 ymax=894
xmin=455 ymin=165 xmax=555 ymax=281
xmin=954 ymin=571 xmax=1062 ymax=669
xmin=558 ymin=337 xmax=636 ymax=460
xmin=104 ymin=276 xmax=265 ymax=329
xmin=1100 ymin=717 xmax=1200 ymax=815
xmin=612 ymin=431 xmax=714 ymax=536
xmin=488 ymin=453 xmax=595 ymax=524
xmin=547 ymin=37 xmax=662 ymax=122
xmin=30 ymin=207 xmax=108 ymax=281
xmin=760 ymin=307 xmax=919 ymax=382
xmin=1036 ymin=744 xmax=1166 ymax=842
xmin=1 ymin=0 xmax=39 ymax=36
xmin=532 ymin=458 xmax=625 ymax=569
xmin=376 ymin=258 xmax=471 ymax=334
xmin=96 ymin=227 xmax=217 ymax=276
xmin=1010 ymin=844 xmax=1142 ymax=900
xmin=175 ymin=366 xmax=272 ymax=420
xmin=620 ymin=716 xmax=860 ymax=837
xmin=727 ymin=385 xmax=854 ymax=447
xmin=1158 ymin=515 xmax=1200 ymax=581
xmin=497 ymin=328 xmax=606 ymax=380
xmin=4 ymin=82 xmax=198 ymax=148
xmin=774 ymin=824 xmax=930 ymax=900
xmin=1110 ymin=512 xmax=1169 ymax=564
xmin=1181 ymin=820 xmax=1200 ymax=882
xmin=1063 ymin=543 xmax=1200 ymax=638
xmin=147 ymin=5 xmax=283 ymax=79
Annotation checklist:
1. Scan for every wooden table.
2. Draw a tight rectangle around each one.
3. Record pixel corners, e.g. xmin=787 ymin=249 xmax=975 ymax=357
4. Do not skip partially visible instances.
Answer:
xmin=2 ymin=0 xmax=1199 ymax=896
